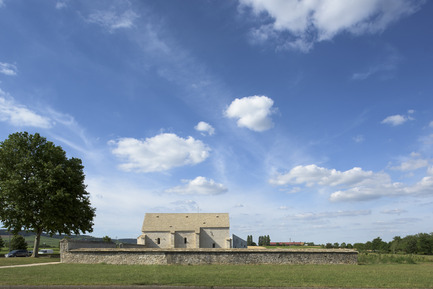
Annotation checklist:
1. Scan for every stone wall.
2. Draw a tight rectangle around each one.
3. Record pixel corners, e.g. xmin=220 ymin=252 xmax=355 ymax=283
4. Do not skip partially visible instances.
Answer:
xmin=61 ymin=239 xmax=358 ymax=265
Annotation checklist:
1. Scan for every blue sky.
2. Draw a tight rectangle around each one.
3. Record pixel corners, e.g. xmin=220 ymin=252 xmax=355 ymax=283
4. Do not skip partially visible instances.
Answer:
xmin=1 ymin=0 xmax=433 ymax=244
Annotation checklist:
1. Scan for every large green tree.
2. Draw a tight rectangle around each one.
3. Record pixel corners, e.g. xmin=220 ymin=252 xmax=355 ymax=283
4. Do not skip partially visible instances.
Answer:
xmin=0 ymin=132 xmax=96 ymax=257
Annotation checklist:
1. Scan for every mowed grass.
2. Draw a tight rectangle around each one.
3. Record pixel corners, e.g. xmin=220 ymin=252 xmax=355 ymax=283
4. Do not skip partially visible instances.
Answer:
xmin=1 ymin=262 xmax=433 ymax=288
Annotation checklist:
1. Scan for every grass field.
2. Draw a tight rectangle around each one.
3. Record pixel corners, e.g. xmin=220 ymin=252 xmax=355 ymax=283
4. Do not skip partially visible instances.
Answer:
xmin=0 ymin=258 xmax=433 ymax=288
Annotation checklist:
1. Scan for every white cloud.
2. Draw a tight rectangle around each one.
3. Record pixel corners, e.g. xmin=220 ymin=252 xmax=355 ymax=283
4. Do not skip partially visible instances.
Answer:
xmin=293 ymin=210 xmax=371 ymax=221
xmin=86 ymin=9 xmax=139 ymax=32
xmin=165 ymin=176 xmax=228 ymax=195
xmin=353 ymin=135 xmax=365 ymax=143
xmin=0 ymin=90 xmax=52 ymax=128
xmin=381 ymin=114 xmax=407 ymax=126
xmin=381 ymin=110 xmax=414 ymax=126
xmin=225 ymin=95 xmax=275 ymax=132
xmin=195 ymin=121 xmax=215 ymax=136
xmin=109 ymin=133 xmax=211 ymax=173
xmin=381 ymin=209 xmax=407 ymax=215
xmin=391 ymin=157 xmax=429 ymax=171
xmin=56 ymin=0 xmax=68 ymax=9
xmin=240 ymin=0 xmax=423 ymax=52
xmin=0 ymin=62 xmax=17 ymax=76
xmin=270 ymin=164 xmax=433 ymax=202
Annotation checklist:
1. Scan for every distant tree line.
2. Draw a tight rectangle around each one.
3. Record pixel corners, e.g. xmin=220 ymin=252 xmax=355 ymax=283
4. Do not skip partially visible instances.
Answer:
xmin=258 ymin=235 xmax=271 ymax=246
xmin=351 ymin=233 xmax=433 ymax=255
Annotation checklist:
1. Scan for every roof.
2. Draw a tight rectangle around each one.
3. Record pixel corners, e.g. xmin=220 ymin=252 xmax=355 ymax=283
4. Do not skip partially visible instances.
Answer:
xmin=141 ymin=213 xmax=230 ymax=233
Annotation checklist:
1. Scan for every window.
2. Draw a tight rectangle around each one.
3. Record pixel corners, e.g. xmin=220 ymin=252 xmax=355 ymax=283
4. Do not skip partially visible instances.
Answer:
xmin=184 ymin=237 xmax=187 ymax=244
xmin=157 ymin=238 xmax=160 ymax=245
xmin=212 ymin=243 xmax=216 ymax=248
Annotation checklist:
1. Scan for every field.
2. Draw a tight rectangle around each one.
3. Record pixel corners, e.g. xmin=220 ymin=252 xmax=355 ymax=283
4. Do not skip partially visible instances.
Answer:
xmin=0 ymin=255 xmax=433 ymax=288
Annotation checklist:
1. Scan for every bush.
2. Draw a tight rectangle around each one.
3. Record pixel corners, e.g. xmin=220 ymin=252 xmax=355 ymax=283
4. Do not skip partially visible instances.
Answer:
xmin=10 ymin=235 xmax=27 ymax=250
xmin=358 ymin=253 xmax=416 ymax=265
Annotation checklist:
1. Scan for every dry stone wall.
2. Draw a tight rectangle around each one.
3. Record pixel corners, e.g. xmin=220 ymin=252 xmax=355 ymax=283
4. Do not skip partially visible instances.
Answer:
xmin=61 ymin=239 xmax=358 ymax=265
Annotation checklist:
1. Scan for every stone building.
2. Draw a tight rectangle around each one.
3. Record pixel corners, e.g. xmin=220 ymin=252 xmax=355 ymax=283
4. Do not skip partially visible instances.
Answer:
xmin=137 ymin=213 xmax=232 ymax=248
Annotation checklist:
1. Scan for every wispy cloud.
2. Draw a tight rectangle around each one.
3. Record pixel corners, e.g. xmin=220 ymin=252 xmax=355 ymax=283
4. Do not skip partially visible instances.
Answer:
xmin=0 ymin=62 xmax=17 ymax=76
xmin=239 ymin=0 xmax=423 ymax=52
xmin=86 ymin=9 xmax=139 ymax=32
xmin=109 ymin=133 xmax=211 ymax=173
xmin=352 ymin=46 xmax=402 ymax=81
xmin=225 ymin=95 xmax=276 ymax=132
xmin=292 ymin=210 xmax=371 ymax=221
xmin=0 ymin=90 xmax=52 ymax=128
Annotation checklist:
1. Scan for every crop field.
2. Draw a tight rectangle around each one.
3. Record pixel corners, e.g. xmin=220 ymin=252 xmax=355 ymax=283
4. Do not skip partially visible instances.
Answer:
xmin=0 ymin=257 xmax=433 ymax=288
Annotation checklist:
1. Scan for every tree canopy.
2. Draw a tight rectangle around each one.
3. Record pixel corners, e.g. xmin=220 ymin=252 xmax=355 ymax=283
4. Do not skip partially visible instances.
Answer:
xmin=0 ymin=132 xmax=95 ymax=257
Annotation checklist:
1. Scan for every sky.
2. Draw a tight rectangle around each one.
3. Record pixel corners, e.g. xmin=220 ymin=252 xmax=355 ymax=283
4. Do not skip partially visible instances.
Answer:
xmin=1 ymin=0 xmax=433 ymax=245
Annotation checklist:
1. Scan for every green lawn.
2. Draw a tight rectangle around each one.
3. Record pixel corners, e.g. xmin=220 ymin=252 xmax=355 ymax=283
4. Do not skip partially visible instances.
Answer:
xmin=0 ymin=261 xmax=432 ymax=288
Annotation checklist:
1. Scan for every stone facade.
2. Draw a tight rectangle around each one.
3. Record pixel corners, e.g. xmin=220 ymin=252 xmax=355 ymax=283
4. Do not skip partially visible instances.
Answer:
xmin=137 ymin=213 xmax=231 ymax=249
xmin=61 ymin=239 xmax=358 ymax=265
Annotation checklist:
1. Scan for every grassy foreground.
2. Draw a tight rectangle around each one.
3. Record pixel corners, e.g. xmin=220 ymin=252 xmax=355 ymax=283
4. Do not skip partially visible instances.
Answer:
xmin=1 ymin=261 xmax=433 ymax=288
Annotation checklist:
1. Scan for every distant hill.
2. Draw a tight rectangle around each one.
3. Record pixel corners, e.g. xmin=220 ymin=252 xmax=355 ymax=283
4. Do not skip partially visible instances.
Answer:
xmin=0 ymin=229 xmax=137 ymax=247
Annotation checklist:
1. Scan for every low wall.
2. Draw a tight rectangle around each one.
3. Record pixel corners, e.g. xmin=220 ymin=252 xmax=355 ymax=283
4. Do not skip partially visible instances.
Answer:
xmin=60 ymin=240 xmax=358 ymax=265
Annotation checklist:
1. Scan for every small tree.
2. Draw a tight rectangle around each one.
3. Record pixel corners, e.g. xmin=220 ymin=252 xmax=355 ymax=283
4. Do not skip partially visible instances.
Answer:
xmin=0 ymin=236 xmax=4 ymax=248
xmin=10 ymin=235 xmax=27 ymax=250
xmin=102 ymin=236 xmax=112 ymax=243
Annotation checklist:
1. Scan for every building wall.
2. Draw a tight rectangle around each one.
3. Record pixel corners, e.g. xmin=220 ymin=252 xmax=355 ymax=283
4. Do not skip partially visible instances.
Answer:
xmin=199 ymin=228 xmax=230 ymax=248
xmin=174 ymin=231 xmax=196 ymax=248
xmin=143 ymin=231 xmax=171 ymax=248
xmin=232 ymin=234 xmax=247 ymax=248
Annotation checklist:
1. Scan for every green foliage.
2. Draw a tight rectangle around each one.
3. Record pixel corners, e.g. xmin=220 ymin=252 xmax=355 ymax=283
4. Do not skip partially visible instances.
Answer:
xmin=0 ymin=236 xmax=4 ymax=248
xmin=358 ymin=253 xmax=417 ymax=265
xmin=0 ymin=132 xmax=96 ymax=256
xmin=258 ymin=235 xmax=270 ymax=246
xmin=10 ymin=235 xmax=27 ymax=250
xmin=246 ymin=235 xmax=254 ymax=246
xmin=102 ymin=236 xmax=112 ymax=243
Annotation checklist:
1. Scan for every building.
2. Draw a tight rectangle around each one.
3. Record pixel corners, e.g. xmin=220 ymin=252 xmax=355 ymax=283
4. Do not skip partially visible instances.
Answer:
xmin=137 ymin=213 xmax=232 ymax=248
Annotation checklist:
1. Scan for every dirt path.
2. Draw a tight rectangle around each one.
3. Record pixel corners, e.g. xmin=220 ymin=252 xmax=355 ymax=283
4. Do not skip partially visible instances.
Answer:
xmin=0 ymin=261 xmax=60 ymax=269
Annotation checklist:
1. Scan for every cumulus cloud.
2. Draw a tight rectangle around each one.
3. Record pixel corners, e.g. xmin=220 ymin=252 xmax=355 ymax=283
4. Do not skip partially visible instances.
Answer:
xmin=381 ymin=110 xmax=415 ymax=126
xmin=109 ymin=133 xmax=210 ymax=173
xmin=270 ymin=164 xmax=433 ymax=202
xmin=239 ymin=0 xmax=423 ymax=52
xmin=0 ymin=90 xmax=52 ymax=128
xmin=0 ymin=62 xmax=17 ymax=76
xmin=225 ymin=95 xmax=275 ymax=132
xmin=165 ymin=176 xmax=228 ymax=195
xmin=86 ymin=9 xmax=139 ymax=32
xmin=195 ymin=121 xmax=215 ymax=136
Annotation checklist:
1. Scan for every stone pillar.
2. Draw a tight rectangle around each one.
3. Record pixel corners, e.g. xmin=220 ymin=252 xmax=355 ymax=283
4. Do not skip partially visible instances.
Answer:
xmin=170 ymin=231 xmax=175 ymax=248
xmin=195 ymin=231 xmax=200 ymax=248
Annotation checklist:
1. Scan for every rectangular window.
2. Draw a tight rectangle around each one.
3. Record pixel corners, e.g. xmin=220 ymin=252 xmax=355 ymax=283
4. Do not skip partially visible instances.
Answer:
xmin=184 ymin=237 xmax=187 ymax=244
xmin=157 ymin=238 xmax=160 ymax=244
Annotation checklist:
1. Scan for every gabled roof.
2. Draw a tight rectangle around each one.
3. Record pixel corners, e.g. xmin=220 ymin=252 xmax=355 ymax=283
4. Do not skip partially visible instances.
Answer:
xmin=141 ymin=213 xmax=229 ymax=233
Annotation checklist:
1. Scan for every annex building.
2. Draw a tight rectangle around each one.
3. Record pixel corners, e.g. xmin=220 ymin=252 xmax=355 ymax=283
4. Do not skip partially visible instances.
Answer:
xmin=137 ymin=213 xmax=233 ymax=249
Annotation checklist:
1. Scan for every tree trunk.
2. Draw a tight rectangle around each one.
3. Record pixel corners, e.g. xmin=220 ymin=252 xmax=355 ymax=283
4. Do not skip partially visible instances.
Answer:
xmin=32 ymin=228 xmax=42 ymax=258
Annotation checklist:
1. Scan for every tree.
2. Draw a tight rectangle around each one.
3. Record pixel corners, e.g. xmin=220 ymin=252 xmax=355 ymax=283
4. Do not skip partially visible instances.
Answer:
xmin=102 ymin=236 xmax=112 ymax=243
xmin=0 ymin=235 xmax=4 ymax=248
xmin=0 ymin=132 xmax=96 ymax=257
xmin=10 ymin=235 xmax=27 ymax=250
xmin=417 ymin=233 xmax=433 ymax=255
